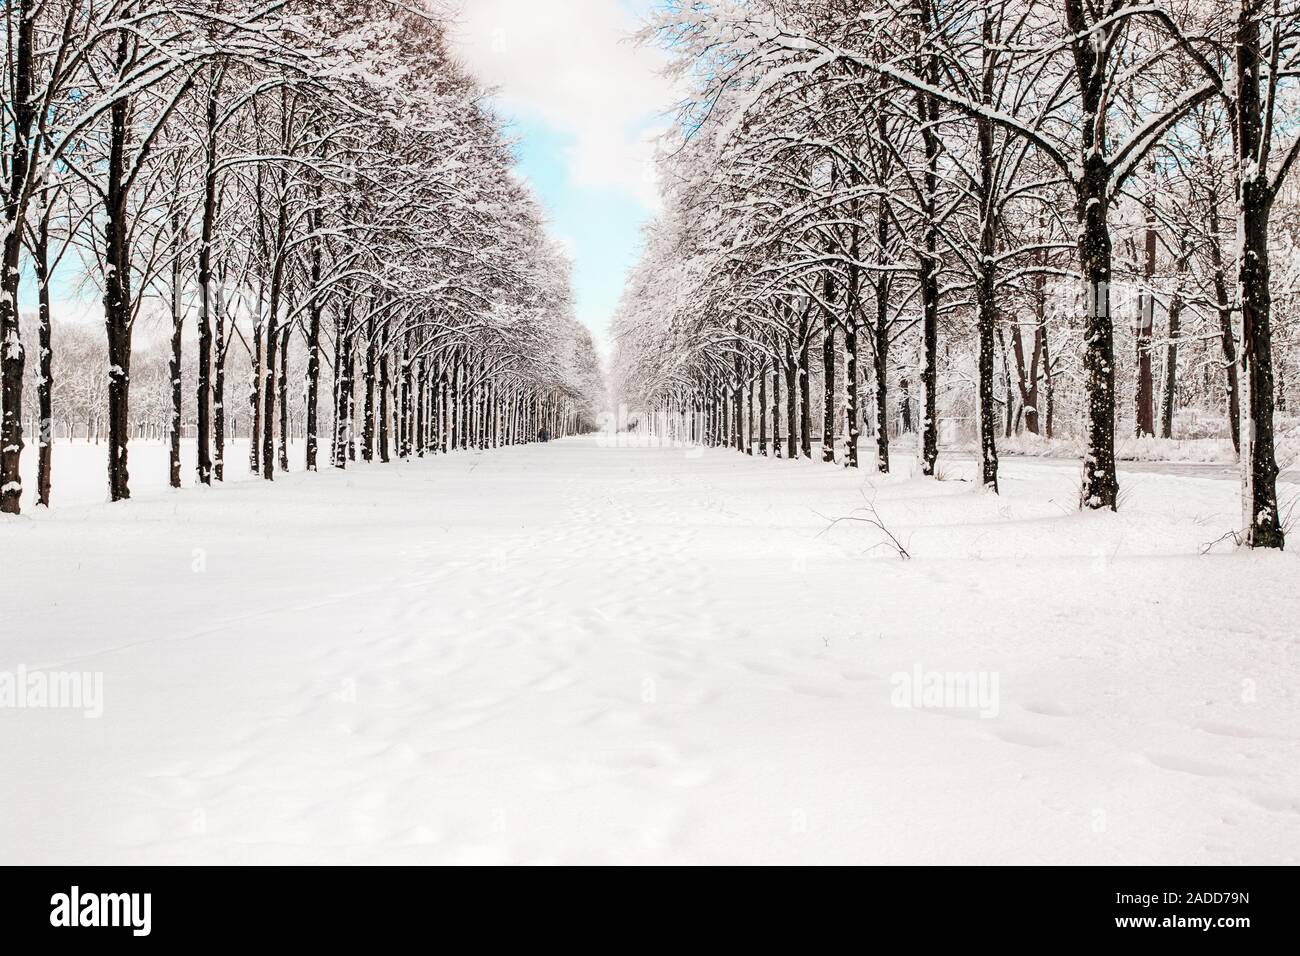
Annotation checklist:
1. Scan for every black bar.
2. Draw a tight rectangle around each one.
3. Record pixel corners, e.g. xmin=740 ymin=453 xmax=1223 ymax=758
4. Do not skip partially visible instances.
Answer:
xmin=5 ymin=865 xmax=1289 ymax=944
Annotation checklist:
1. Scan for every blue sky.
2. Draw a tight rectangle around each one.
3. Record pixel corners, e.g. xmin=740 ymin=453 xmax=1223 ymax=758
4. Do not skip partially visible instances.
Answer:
xmin=507 ymin=117 xmax=653 ymax=358
xmin=452 ymin=0 xmax=674 ymax=357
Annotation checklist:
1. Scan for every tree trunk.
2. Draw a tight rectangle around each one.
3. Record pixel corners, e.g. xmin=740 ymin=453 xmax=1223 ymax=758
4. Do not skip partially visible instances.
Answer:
xmin=169 ymin=235 xmax=184 ymax=489
xmin=195 ymin=71 xmax=221 ymax=486
xmin=973 ymin=31 xmax=999 ymax=490
xmin=822 ymin=259 xmax=837 ymax=463
xmin=448 ymin=357 xmax=459 ymax=451
xmin=346 ymin=335 xmax=357 ymax=461
xmin=304 ymin=210 xmax=323 ymax=470
xmin=214 ymin=282 xmax=227 ymax=480
xmin=784 ymin=342 xmax=798 ymax=460
xmin=721 ymin=380 xmax=730 ymax=448
xmin=379 ymin=349 xmax=391 ymax=463
xmin=797 ymin=309 xmax=811 ymax=459
xmin=261 ymin=279 xmax=282 ymax=480
xmin=1160 ymin=248 xmax=1188 ymax=439
xmin=278 ymin=324 xmax=289 ymax=472
xmin=436 ymin=361 xmax=445 ymax=450
xmin=1068 ymin=0 xmax=1118 ymax=510
xmin=0 ymin=0 xmax=33 ymax=514
xmin=250 ymin=318 xmax=263 ymax=475
xmin=1134 ymin=215 xmax=1157 ymax=438
xmin=30 ymin=219 xmax=53 ymax=507
xmin=416 ymin=355 xmax=427 ymax=456
xmin=770 ymin=355 xmax=782 ymax=458
xmin=439 ymin=367 xmax=449 ymax=453
xmin=978 ymin=300 xmax=1002 ymax=489
xmin=873 ymin=192 xmax=892 ymax=474
xmin=1077 ymin=176 xmax=1117 ymax=509
xmin=399 ymin=333 xmax=412 ymax=457
xmin=28 ymin=208 xmax=53 ymax=507
xmin=103 ymin=70 xmax=134 ymax=504
xmin=331 ymin=314 xmax=345 ymax=469
xmin=732 ymin=329 xmax=743 ymax=452
xmin=363 ymin=319 xmax=377 ymax=461
xmin=917 ymin=76 xmax=940 ymax=478
xmin=998 ymin=325 xmax=1015 ymax=440
xmin=1010 ymin=309 xmax=1041 ymax=437
xmin=1041 ymin=312 xmax=1055 ymax=440
xmin=1234 ymin=2 xmax=1284 ymax=549
xmin=843 ymin=192 xmax=862 ymax=469
xmin=462 ymin=360 xmax=473 ymax=450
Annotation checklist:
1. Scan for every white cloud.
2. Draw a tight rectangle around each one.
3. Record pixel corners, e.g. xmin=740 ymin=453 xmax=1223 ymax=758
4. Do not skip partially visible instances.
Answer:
xmin=450 ymin=0 xmax=676 ymax=209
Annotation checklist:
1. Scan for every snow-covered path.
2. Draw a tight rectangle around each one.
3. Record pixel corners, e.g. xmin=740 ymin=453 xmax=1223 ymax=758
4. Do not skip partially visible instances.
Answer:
xmin=3 ymin=437 xmax=1299 ymax=864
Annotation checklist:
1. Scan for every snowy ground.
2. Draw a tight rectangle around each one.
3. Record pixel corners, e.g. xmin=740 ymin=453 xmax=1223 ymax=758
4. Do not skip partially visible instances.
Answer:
xmin=14 ymin=437 xmax=296 ymax=511
xmin=3 ymin=436 xmax=1299 ymax=864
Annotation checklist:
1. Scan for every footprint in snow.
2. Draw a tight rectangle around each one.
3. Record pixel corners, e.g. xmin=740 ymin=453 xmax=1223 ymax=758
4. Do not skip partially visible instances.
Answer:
xmin=1194 ymin=720 xmax=1292 ymax=741
xmin=992 ymin=728 xmax=1063 ymax=749
xmin=1145 ymin=752 xmax=1248 ymax=778
xmin=839 ymin=668 xmax=881 ymax=682
xmin=1249 ymin=791 xmax=1300 ymax=814
xmin=1020 ymin=700 xmax=1077 ymax=717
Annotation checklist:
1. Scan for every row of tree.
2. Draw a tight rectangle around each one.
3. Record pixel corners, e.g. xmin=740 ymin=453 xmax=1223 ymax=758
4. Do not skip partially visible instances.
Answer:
xmin=613 ymin=0 xmax=1299 ymax=549
xmin=1 ymin=0 xmax=603 ymax=513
